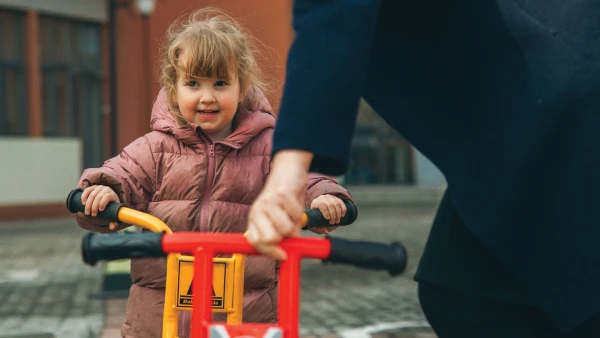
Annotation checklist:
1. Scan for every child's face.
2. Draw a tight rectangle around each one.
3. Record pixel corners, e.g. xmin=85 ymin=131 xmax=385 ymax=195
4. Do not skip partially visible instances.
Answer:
xmin=175 ymin=55 xmax=242 ymax=141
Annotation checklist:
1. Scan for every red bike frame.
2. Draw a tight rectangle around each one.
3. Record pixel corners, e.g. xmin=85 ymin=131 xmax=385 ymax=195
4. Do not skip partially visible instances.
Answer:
xmin=162 ymin=233 xmax=331 ymax=338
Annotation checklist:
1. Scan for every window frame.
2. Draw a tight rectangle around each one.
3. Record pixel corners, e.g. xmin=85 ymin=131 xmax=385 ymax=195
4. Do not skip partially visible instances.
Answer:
xmin=39 ymin=14 xmax=105 ymax=168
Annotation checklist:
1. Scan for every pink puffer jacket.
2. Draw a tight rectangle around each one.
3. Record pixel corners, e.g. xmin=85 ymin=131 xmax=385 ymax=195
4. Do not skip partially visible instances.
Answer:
xmin=74 ymin=87 xmax=352 ymax=338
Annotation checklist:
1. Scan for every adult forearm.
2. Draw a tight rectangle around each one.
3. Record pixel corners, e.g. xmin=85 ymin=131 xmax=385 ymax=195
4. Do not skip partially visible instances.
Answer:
xmin=271 ymin=150 xmax=314 ymax=174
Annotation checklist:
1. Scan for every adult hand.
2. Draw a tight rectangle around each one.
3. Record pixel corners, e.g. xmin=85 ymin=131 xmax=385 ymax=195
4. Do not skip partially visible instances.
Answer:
xmin=246 ymin=150 xmax=313 ymax=260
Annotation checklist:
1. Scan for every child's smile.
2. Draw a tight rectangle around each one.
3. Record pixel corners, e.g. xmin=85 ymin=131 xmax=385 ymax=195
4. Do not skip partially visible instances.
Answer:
xmin=196 ymin=109 xmax=220 ymax=119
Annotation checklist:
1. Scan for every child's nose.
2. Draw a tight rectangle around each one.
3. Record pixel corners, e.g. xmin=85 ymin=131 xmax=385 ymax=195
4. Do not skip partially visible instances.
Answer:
xmin=199 ymin=91 xmax=216 ymax=103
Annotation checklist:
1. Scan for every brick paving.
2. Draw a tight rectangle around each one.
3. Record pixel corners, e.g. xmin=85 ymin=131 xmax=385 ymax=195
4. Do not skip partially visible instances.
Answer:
xmin=100 ymin=203 xmax=441 ymax=337
xmin=0 ymin=218 xmax=103 ymax=338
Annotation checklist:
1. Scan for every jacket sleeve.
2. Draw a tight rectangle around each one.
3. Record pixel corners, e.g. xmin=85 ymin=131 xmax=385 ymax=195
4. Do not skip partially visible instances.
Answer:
xmin=272 ymin=0 xmax=381 ymax=176
xmin=304 ymin=172 xmax=353 ymax=209
xmin=74 ymin=136 xmax=156 ymax=233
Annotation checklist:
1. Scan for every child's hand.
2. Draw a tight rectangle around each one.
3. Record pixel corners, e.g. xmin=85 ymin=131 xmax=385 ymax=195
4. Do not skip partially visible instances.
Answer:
xmin=309 ymin=194 xmax=347 ymax=235
xmin=81 ymin=185 xmax=120 ymax=230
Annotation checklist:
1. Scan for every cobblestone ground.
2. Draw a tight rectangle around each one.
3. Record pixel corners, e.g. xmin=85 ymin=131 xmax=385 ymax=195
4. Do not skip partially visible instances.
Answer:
xmin=102 ymin=204 xmax=439 ymax=338
xmin=297 ymin=205 xmax=437 ymax=337
xmin=0 ymin=218 xmax=104 ymax=338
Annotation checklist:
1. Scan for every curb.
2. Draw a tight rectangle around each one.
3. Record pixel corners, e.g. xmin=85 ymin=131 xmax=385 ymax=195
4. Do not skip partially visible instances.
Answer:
xmin=346 ymin=185 xmax=445 ymax=207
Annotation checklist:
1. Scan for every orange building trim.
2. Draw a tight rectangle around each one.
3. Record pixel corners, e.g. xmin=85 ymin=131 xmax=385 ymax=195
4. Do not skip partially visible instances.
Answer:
xmin=25 ymin=10 xmax=43 ymax=137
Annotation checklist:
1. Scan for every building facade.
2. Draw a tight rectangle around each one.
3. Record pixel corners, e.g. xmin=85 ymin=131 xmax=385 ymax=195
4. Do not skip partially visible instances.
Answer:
xmin=0 ymin=0 xmax=442 ymax=221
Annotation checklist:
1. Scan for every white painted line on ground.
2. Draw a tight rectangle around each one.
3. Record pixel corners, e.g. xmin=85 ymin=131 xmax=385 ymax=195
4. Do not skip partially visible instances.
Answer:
xmin=337 ymin=321 xmax=431 ymax=338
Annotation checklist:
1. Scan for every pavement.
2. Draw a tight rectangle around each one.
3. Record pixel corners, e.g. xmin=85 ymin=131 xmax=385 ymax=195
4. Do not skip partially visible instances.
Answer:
xmin=0 ymin=186 xmax=444 ymax=338
xmin=0 ymin=218 xmax=104 ymax=338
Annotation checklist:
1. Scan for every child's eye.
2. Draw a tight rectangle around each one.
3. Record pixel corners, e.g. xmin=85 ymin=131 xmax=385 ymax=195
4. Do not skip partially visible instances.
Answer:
xmin=215 ymin=81 xmax=228 ymax=87
xmin=186 ymin=80 xmax=199 ymax=87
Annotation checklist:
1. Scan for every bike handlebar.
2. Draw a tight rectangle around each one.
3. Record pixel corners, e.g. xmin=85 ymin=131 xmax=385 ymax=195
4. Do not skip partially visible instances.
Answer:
xmin=301 ymin=199 xmax=358 ymax=230
xmin=325 ymin=236 xmax=406 ymax=276
xmin=81 ymin=232 xmax=165 ymax=266
xmin=69 ymin=188 xmax=406 ymax=276
xmin=66 ymin=188 xmax=358 ymax=230
xmin=81 ymin=232 xmax=407 ymax=276
xmin=66 ymin=189 xmax=125 ymax=222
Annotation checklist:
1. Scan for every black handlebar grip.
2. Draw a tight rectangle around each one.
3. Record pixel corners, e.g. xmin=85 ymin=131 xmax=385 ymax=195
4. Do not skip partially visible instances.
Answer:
xmin=324 ymin=237 xmax=407 ymax=277
xmin=66 ymin=188 xmax=125 ymax=222
xmin=81 ymin=232 xmax=165 ymax=266
xmin=302 ymin=200 xmax=358 ymax=230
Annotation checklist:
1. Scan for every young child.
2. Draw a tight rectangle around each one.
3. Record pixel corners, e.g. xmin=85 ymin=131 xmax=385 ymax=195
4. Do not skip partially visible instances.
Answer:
xmin=74 ymin=9 xmax=353 ymax=338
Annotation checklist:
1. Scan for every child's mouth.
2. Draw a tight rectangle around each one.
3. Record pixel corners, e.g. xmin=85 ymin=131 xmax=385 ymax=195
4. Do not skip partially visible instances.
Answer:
xmin=198 ymin=110 xmax=219 ymax=115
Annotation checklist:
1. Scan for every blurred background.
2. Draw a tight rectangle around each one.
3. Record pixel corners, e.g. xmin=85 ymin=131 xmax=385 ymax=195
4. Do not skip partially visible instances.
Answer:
xmin=0 ymin=1 xmax=445 ymax=337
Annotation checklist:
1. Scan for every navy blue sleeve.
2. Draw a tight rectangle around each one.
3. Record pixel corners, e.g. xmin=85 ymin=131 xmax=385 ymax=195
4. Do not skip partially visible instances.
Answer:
xmin=272 ymin=0 xmax=381 ymax=176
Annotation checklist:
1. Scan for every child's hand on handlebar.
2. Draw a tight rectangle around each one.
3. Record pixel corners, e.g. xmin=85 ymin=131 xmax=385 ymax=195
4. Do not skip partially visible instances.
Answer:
xmin=81 ymin=185 xmax=120 ymax=230
xmin=308 ymin=194 xmax=347 ymax=235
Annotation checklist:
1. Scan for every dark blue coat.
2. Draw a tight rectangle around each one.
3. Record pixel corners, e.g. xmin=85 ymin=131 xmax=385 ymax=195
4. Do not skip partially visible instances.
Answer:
xmin=273 ymin=0 xmax=600 ymax=332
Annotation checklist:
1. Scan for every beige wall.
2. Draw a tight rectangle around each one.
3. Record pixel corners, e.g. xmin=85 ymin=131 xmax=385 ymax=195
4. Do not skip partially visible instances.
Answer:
xmin=0 ymin=138 xmax=81 ymax=205
xmin=0 ymin=0 xmax=107 ymax=22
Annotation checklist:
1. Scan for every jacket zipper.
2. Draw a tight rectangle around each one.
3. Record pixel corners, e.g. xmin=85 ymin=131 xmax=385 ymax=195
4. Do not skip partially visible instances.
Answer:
xmin=199 ymin=142 xmax=215 ymax=232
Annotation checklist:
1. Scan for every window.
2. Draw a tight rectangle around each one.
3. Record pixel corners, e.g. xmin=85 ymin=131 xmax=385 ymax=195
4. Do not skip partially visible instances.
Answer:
xmin=0 ymin=10 xmax=27 ymax=136
xmin=345 ymin=101 xmax=414 ymax=185
xmin=346 ymin=126 xmax=414 ymax=185
xmin=40 ymin=16 xmax=104 ymax=167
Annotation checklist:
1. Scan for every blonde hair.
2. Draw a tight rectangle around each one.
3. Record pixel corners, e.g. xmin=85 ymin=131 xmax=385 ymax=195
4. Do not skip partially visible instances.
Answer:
xmin=160 ymin=8 xmax=268 ymax=126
